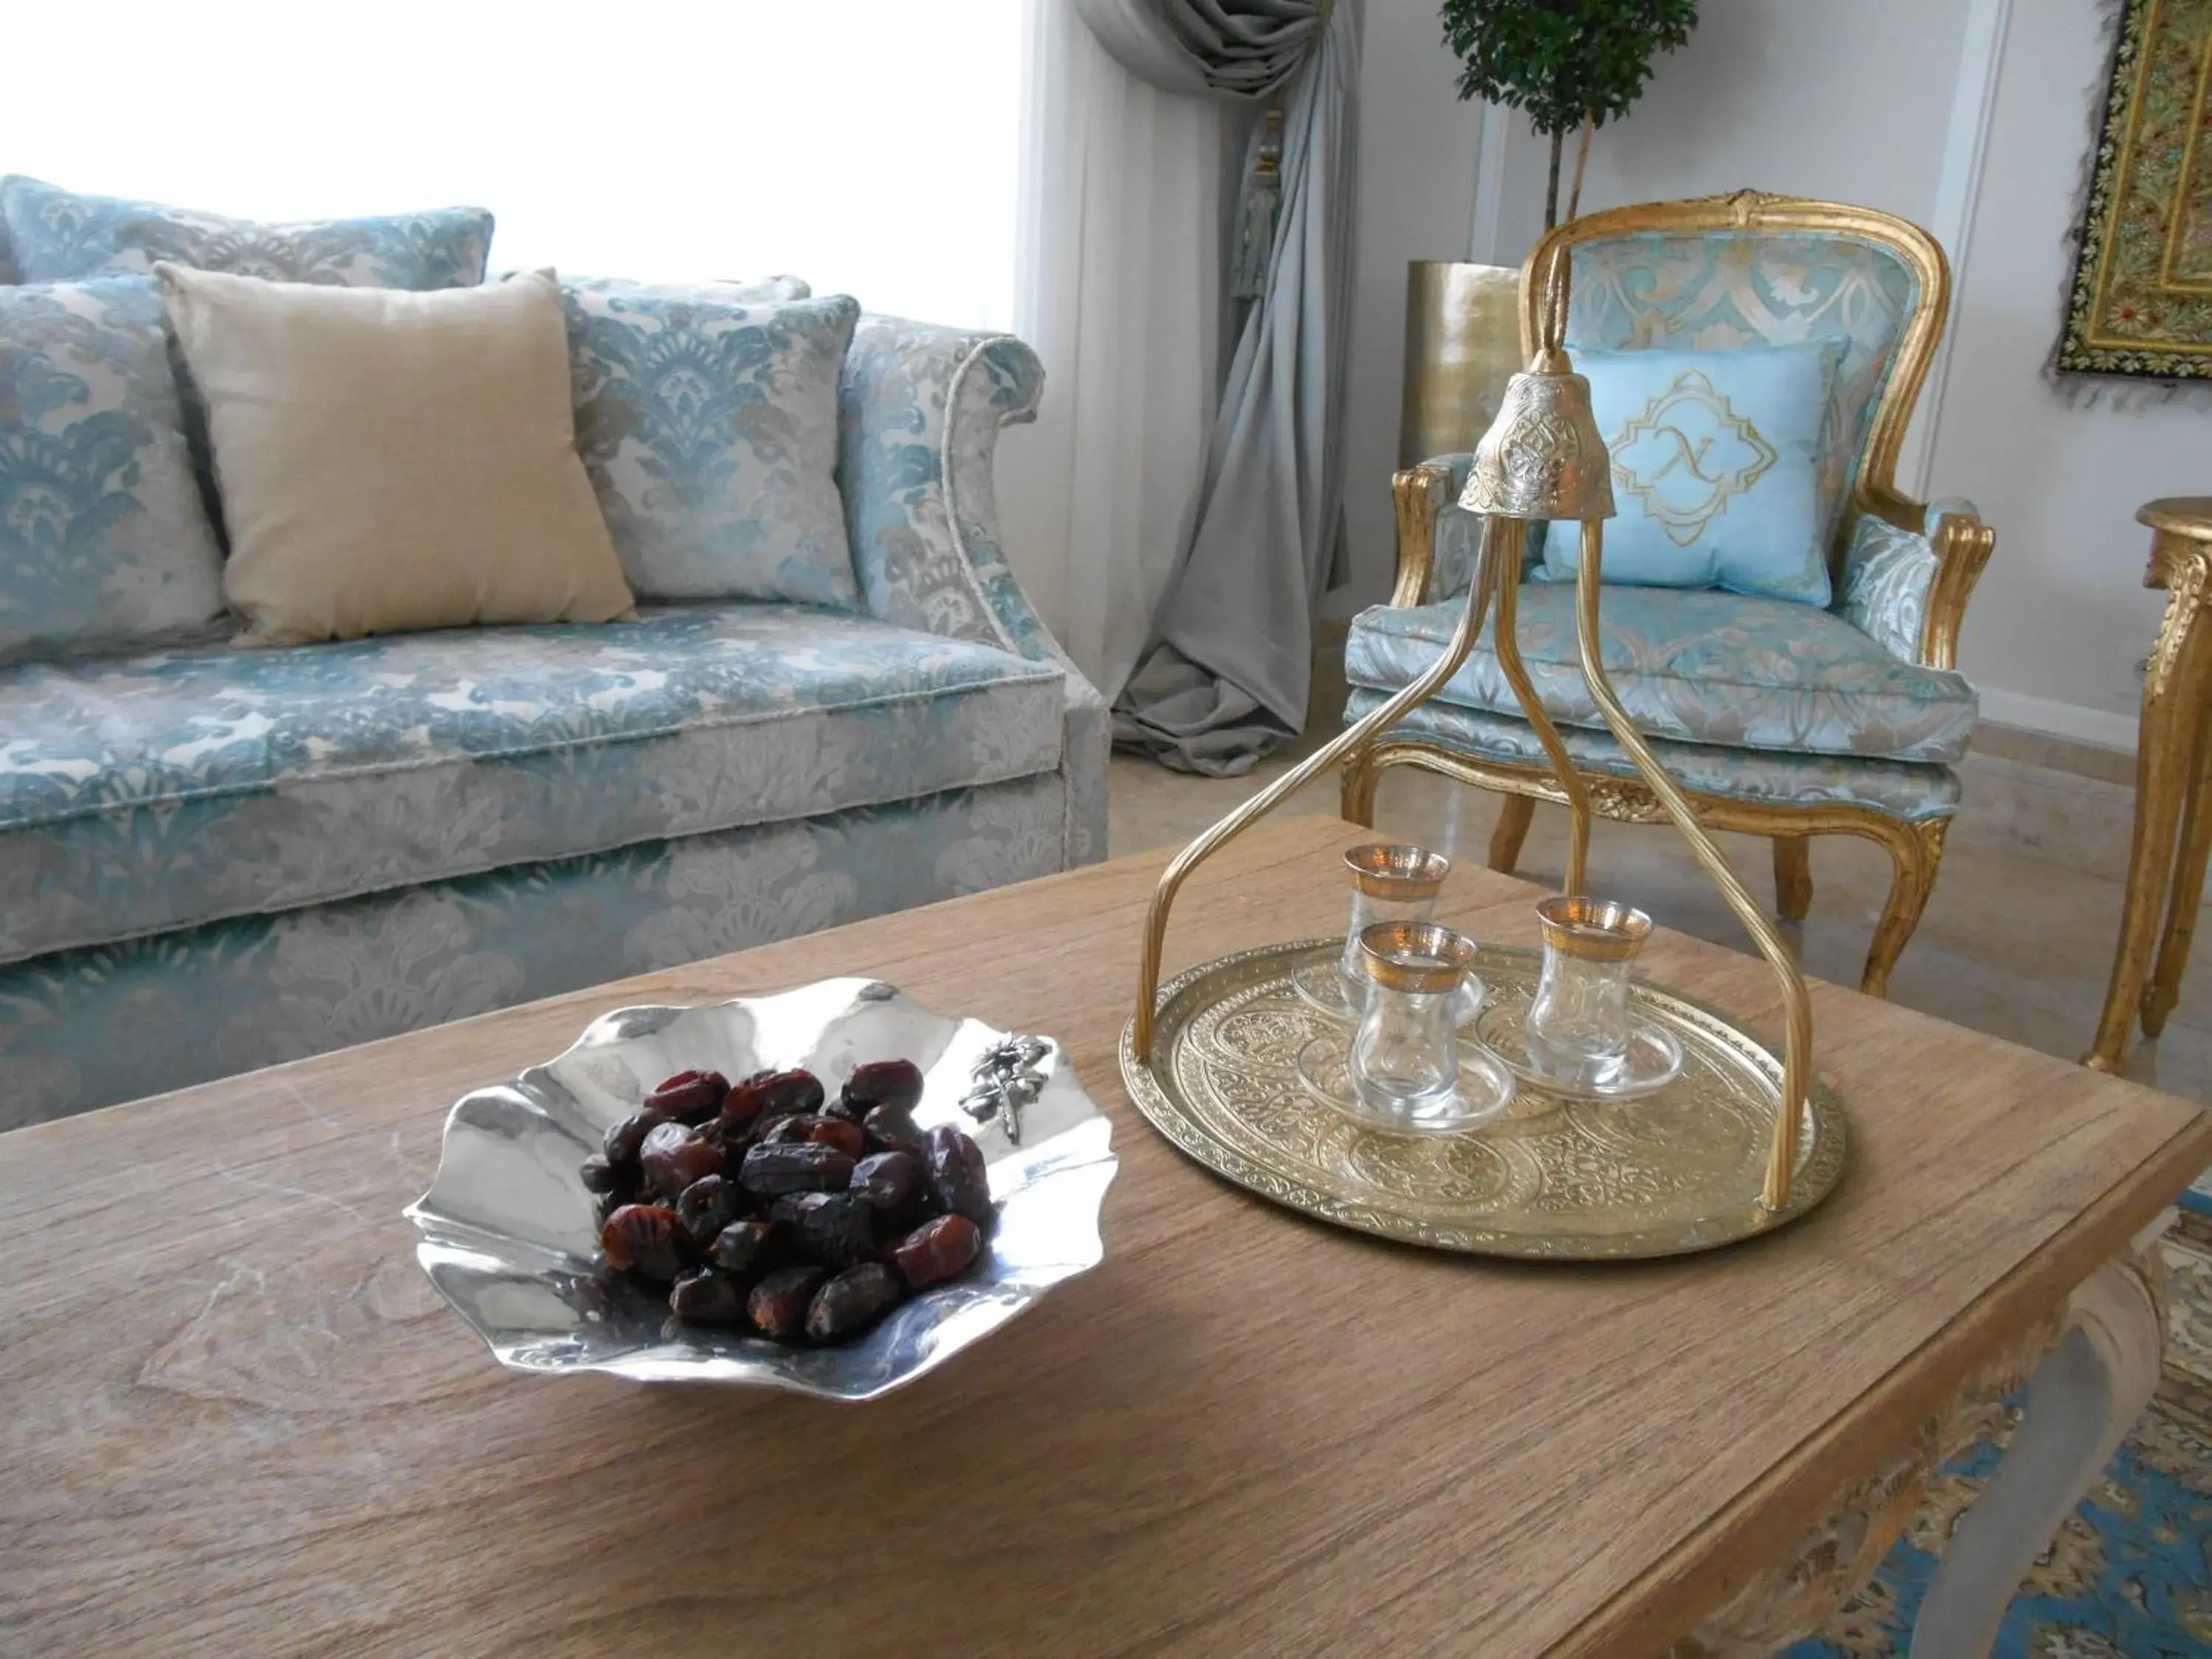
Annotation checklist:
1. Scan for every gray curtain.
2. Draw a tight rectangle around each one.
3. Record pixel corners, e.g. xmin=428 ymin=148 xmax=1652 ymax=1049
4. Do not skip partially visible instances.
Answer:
xmin=1072 ymin=0 xmax=1362 ymax=776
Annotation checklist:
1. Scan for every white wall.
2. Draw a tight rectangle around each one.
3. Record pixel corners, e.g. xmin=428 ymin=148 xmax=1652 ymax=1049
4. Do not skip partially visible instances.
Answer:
xmin=1336 ymin=2 xmax=1485 ymax=616
xmin=1933 ymin=0 xmax=2190 ymax=746
xmin=1335 ymin=0 xmax=2195 ymax=748
xmin=1481 ymin=0 xmax=1970 ymax=264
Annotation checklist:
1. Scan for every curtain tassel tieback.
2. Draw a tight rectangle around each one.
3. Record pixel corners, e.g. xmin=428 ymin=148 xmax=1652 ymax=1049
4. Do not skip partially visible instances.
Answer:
xmin=1230 ymin=101 xmax=1284 ymax=302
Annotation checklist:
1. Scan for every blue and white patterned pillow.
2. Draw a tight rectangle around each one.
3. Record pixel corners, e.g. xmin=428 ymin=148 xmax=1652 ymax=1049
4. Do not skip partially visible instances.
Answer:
xmin=0 ymin=276 xmax=225 ymax=662
xmin=3 ymin=177 xmax=495 ymax=549
xmin=0 ymin=176 xmax=493 ymax=288
xmin=564 ymin=281 xmax=861 ymax=608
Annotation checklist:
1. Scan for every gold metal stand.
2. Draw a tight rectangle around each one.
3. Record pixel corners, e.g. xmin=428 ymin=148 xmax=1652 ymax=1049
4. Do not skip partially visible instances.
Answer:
xmin=1126 ymin=248 xmax=1833 ymax=1245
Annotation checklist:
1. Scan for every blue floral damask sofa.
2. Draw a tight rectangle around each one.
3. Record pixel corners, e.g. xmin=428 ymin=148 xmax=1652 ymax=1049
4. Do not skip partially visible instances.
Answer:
xmin=0 ymin=180 xmax=1105 ymax=1126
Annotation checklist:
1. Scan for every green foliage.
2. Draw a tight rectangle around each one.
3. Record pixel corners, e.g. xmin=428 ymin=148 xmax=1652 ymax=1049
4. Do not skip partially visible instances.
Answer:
xmin=1439 ymin=0 xmax=1698 ymax=136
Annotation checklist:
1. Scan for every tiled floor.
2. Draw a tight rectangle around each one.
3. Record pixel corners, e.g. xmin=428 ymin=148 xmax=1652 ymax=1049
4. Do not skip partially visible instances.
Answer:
xmin=1107 ymin=751 xmax=2212 ymax=1106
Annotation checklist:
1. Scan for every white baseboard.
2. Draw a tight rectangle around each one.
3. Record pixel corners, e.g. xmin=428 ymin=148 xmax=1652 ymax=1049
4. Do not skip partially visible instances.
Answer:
xmin=1978 ymin=688 xmax=2139 ymax=753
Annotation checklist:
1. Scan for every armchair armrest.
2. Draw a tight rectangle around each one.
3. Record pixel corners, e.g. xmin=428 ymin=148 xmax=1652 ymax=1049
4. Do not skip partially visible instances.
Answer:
xmin=836 ymin=314 xmax=1106 ymax=866
xmin=1391 ymin=454 xmax=1484 ymax=607
xmin=1837 ymin=496 xmax=1997 ymax=671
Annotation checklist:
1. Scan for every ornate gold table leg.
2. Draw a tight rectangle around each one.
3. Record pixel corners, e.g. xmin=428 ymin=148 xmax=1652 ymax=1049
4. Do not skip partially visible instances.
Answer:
xmin=2143 ymin=710 xmax=2212 ymax=1037
xmin=2087 ymin=503 xmax=2212 ymax=1071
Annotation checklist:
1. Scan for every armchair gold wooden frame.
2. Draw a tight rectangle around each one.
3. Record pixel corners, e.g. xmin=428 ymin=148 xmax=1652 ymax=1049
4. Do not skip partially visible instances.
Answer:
xmin=1340 ymin=191 xmax=1997 ymax=997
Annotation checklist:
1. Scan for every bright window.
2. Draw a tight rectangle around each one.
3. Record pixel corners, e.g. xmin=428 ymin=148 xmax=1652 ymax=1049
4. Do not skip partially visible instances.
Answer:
xmin=0 ymin=0 xmax=1025 ymax=327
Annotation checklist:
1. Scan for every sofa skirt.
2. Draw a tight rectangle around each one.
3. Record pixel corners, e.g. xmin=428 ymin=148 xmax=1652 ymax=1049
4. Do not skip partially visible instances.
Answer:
xmin=0 ymin=773 xmax=1071 ymax=1128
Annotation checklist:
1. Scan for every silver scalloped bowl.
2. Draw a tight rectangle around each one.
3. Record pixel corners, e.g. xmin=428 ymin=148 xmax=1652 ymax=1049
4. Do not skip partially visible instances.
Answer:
xmin=404 ymin=978 xmax=1117 ymax=1402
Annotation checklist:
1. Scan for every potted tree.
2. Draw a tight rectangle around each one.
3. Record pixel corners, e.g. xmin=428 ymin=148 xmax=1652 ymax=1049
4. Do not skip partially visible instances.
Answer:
xmin=1441 ymin=0 xmax=1700 ymax=229
xmin=1401 ymin=0 xmax=1697 ymax=468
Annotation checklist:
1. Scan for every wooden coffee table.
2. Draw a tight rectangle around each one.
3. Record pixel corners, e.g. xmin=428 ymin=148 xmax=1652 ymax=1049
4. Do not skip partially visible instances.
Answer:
xmin=2 ymin=818 xmax=2204 ymax=1657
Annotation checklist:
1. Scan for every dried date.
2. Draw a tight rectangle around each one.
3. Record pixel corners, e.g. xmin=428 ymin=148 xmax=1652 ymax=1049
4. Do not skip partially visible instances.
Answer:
xmin=640 ymin=1121 xmax=724 ymax=1199
xmin=774 ymin=1191 xmax=877 ymax=1270
xmin=748 ymin=1265 xmax=827 ymax=1340
xmin=841 ymin=1058 xmax=925 ymax=1115
xmin=862 ymin=1104 xmax=925 ymax=1155
xmin=668 ymin=1267 xmax=748 ymax=1325
xmin=599 ymin=1203 xmax=690 ymax=1281
xmin=644 ymin=1068 xmax=728 ymax=1124
xmin=675 ymin=1174 xmax=747 ymax=1246
xmin=892 ymin=1214 xmax=981 ymax=1289
xmin=804 ymin=1262 xmax=903 ymax=1343
xmin=850 ymin=1150 xmax=926 ymax=1215
xmin=739 ymin=1141 xmax=855 ymax=1196
xmin=797 ymin=1115 xmax=865 ymax=1159
xmin=707 ymin=1218 xmax=782 ymax=1278
xmin=925 ymin=1123 xmax=994 ymax=1229
xmin=725 ymin=1067 xmax=825 ymax=1127
xmin=757 ymin=1113 xmax=811 ymax=1146
xmin=602 ymin=1107 xmax=667 ymax=1169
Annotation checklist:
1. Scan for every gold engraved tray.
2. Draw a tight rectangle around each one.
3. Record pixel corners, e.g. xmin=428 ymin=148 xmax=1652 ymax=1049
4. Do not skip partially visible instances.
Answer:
xmin=1119 ymin=939 xmax=1846 ymax=1261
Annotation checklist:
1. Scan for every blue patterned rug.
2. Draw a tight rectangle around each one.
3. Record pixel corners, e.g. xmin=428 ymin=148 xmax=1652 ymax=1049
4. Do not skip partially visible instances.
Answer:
xmin=1786 ymin=1192 xmax=2212 ymax=1657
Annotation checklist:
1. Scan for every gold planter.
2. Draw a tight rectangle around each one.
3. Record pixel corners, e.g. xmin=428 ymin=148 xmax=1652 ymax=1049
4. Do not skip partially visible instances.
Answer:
xmin=1397 ymin=261 xmax=1523 ymax=468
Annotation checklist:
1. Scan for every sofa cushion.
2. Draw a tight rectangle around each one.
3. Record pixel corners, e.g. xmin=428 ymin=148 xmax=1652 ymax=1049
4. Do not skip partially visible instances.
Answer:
xmin=1345 ymin=583 xmax=1977 ymax=765
xmin=0 ymin=276 xmax=226 ymax=663
xmin=1343 ymin=689 xmax=1961 ymax=823
xmin=160 ymin=265 xmax=636 ymax=644
xmin=0 ymin=605 xmax=1067 ymax=966
xmin=565 ymin=282 xmax=861 ymax=608
xmin=0 ymin=176 xmax=493 ymax=288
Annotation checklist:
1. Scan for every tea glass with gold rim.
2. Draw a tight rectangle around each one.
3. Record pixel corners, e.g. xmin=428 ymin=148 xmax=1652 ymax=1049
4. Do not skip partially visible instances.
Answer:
xmin=1290 ymin=844 xmax=1481 ymax=1024
xmin=1329 ymin=921 xmax=1514 ymax=1133
xmin=1513 ymin=895 xmax=1682 ymax=1097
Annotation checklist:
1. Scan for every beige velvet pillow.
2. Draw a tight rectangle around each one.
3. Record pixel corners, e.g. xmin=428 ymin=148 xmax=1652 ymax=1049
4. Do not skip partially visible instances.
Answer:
xmin=156 ymin=264 xmax=636 ymax=644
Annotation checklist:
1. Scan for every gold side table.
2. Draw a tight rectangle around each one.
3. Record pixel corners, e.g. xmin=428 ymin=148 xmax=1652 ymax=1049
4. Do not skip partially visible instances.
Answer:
xmin=2087 ymin=497 xmax=2212 ymax=1072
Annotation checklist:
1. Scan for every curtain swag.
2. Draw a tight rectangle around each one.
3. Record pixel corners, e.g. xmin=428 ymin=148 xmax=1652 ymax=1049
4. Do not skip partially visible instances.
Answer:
xmin=1070 ymin=0 xmax=1362 ymax=775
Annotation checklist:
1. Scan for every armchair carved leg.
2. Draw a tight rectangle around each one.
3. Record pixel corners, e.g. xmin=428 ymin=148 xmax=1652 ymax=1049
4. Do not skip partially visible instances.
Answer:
xmin=1773 ymin=836 xmax=1813 ymax=922
xmin=1863 ymin=818 xmax=1949 ymax=999
xmin=1340 ymin=745 xmax=1380 ymax=830
xmin=1489 ymin=796 xmax=1535 ymax=876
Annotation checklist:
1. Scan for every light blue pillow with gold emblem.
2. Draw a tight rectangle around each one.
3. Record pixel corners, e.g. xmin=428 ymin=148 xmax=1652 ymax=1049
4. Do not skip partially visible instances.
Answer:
xmin=1540 ymin=342 xmax=1837 ymax=607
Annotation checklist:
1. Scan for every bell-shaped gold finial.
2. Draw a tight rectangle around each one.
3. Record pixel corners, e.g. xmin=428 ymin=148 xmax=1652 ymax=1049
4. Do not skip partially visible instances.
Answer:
xmin=1458 ymin=347 xmax=1616 ymax=523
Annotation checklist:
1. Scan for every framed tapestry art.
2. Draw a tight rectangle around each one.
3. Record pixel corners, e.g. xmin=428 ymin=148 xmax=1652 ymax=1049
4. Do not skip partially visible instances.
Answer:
xmin=2056 ymin=0 xmax=2212 ymax=386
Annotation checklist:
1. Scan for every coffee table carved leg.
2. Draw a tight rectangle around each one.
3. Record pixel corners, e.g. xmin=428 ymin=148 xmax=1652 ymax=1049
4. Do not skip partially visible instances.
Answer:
xmin=2088 ymin=532 xmax=2212 ymax=1071
xmin=1666 ymin=1223 xmax=2168 ymax=1659
xmin=1907 ymin=1223 xmax=2169 ymax=1658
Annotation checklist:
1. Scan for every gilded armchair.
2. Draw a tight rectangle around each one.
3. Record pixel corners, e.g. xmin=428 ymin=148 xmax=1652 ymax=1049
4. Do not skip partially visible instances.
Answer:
xmin=1339 ymin=192 xmax=1996 ymax=995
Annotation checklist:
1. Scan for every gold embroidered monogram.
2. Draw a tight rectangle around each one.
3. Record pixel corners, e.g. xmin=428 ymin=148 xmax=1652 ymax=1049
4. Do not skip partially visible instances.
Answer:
xmin=1608 ymin=370 xmax=1777 ymax=546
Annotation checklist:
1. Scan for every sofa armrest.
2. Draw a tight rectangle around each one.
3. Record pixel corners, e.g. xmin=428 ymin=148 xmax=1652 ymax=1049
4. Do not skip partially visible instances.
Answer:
xmin=837 ymin=315 xmax=1105 ymax=866
xmin=1836 ymin=497 xmax=1997 ymax=671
